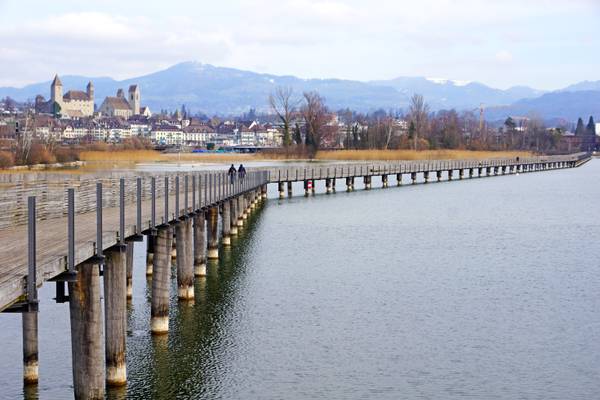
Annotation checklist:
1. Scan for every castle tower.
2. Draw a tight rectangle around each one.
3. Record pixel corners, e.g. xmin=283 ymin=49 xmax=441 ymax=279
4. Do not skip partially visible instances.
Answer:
xmin=86 ymin=81 xmax=94 ymax=101
xmin=51 ymin=74 xmax=63 ymax=107
xmin=128 ymin=85 xmax=140 ymax=115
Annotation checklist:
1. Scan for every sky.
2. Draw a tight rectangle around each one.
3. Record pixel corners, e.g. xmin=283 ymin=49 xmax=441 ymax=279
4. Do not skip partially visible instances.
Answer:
xmin=0 ymin=0 xmax=599 ymax=90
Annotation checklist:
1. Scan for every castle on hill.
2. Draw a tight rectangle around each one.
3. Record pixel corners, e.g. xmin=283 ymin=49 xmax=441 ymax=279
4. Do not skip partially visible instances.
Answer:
xmin=35 ymin=74 xmax=150 ymax=119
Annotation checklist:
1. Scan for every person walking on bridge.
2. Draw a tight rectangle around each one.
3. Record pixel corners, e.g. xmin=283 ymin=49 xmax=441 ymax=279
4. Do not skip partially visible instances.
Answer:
xmin=238 ymin=164 xmax=247 ymax=180
xmin=228 ymin=164 xmax=237 ymax=184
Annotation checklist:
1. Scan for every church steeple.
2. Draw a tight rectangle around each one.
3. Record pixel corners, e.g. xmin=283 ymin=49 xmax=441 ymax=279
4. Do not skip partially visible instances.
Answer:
xmin=51 ymin=74 xmax=63 ymax=104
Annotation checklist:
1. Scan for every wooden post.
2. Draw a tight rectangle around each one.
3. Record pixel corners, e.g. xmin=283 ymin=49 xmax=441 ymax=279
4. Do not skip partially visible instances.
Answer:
xmin=69 ymin=262 xmax=104 ymax=398
xmin=287 ymin=181 xmax=293 ymax=197
xmin=125 ymin=241 xmax=133 ymax=300
xmin=104 ymin=246 xmax=127 ymax=386
xmin=207 ymin=206 xmax=219 ymax=259
xmin=151 ymin=225 xmax=172 ymax=334
xmin=22 ymin=311 xmax=38 ymax=384
xmin=176 ymin=217 xmax=194 ymax=300
xmin=222 ymin=201 xmax=231 ymax=245
xmin=193 ymin=211 xmax=207 ymax=276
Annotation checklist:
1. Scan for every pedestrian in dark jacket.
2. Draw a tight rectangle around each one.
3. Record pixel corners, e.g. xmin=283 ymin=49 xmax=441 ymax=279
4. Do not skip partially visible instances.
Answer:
xmin=228 ymin=164 xmax=237 ymax=184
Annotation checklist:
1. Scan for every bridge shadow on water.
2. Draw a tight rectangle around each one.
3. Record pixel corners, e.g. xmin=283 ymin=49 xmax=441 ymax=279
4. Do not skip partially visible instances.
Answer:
xmin=108 ymin=204 xmax=266 ymax=400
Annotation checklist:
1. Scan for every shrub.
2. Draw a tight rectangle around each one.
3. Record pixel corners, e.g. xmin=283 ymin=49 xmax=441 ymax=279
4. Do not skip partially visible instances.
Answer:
xmin=54 ymin=147 xmax=80 ymax=163
xmin=0 ymin=151 xmax=14 ymax=168
xmin=29 ymin=143 xmax=55 ymax=164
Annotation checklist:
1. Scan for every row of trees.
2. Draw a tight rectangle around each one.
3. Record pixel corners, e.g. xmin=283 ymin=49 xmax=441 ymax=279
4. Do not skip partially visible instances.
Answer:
xmin=269 ymin=87 xmax=583 ymax=153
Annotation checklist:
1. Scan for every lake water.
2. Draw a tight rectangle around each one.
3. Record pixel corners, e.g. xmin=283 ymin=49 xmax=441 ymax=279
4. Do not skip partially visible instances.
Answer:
xmin=1 ymin=160 xmax=599 ymax=399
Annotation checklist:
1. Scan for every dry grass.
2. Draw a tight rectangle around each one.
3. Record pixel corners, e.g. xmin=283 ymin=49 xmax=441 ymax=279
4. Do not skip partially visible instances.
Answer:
xmin=315 ymin=149 xmax=534 ymax=161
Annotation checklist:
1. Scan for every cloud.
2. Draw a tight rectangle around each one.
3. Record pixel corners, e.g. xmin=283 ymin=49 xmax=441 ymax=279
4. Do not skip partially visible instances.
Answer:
xmin=495 ymin=50 xmax=513 ymax=64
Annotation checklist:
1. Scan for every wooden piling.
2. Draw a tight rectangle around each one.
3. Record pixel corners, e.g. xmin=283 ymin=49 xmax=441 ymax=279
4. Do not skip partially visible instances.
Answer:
xmin=104 ymin=246 xmax=127 ymax=386
xmin=151 ymin=226 xmax=172 ymax=334
xmin=145 ymin=232 xmax=155 ymax=276
xmin=176 ymin=218 xmax=194 ymax=300
xmin=125 ymin=241 xmax=133 ymax=300
xmin=207 ymin=206 xmax=219 ymax=259
xmin=22 ymin=311 xmax=38 ymax=385
xmin=230 ymin=200 xmax=238 ymax=236
xmin=222 ymin=201 xmax=231 ymax=246
xmin=193 ymin=211 xmax=207 ymax=276
xmin=69 ymin=262 xmax=104 ymax=399
xmin=287 ymin=181 xmax=293 ymax=197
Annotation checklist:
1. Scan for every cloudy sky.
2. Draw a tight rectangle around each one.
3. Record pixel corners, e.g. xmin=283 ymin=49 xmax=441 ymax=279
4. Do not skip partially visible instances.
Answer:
xmin=0 ymin=0 xmax=598 ymax=89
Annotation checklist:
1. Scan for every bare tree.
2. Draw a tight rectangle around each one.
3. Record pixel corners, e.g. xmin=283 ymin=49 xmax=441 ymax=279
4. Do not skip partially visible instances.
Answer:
xmin=301 ymin=91 xmax=331 ymax=154
xmin=408 ymin=94 xmax=429 ymax=150
xmin=269 ymin=87 xmax=298 ymax=147
xmin=16 ymin=111 xmax=34 ymax=165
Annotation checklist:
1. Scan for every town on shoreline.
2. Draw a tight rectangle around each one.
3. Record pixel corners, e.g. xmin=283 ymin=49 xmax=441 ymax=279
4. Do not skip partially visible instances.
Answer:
xmin=0 ymin=75 xmax=598 ymax=169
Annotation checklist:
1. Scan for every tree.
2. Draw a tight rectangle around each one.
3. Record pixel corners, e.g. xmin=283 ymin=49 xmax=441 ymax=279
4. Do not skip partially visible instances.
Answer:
xmin=292 ymin=123 xmax=302 ymax=145
xmin=408 ymin=94 xmax=429 ymax=150
xmin=301 ymin=91 xmax=329 ymax=154
xmin=586 ymin=116 xmax=596 ymax=135
xmin=575 ymin=117 xmax=586 ymax=136
xmin=269 ymin=87 xmax=298 ymax=147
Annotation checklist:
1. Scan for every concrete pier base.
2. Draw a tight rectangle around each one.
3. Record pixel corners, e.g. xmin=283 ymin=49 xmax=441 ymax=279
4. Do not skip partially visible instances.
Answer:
xmin=151 ymin=225 xmax=173 ymax=334
xmin=396 ymin=173 xmax=402 ymax=186
xmin=423 ymin=171 xmax=429 ymax=183
xmin=207 ymin=206 xmax=219 ymax=260
xmin=69 ymin=262 xmax=104 ymax=398
xmin=222 ymin=201 xmax=231 ymax=246
xmin=469 ymin=168 xmax=474 ymax=178
xmin=411 ymin=172 xmax=417 ymax=184
xmin=448 ymin=170 xmax=453 ymax=180
xmin=437 ymin=171 xmax=442 ymax=182
xmin=278 ymin=182 xmax=285 ymax=198
xmin=104 ymin=246 xmax=127 ymax=387
xmin=459 ymin=169 xmax=464 ymax=179
xmin=287 ymin=181 xmax=293 ymax=197
xmin=176 ymin=218 xmax=194 ymax=301
xmin=364 ymin=176 xmax=371 ymax=190
xmin=22 ymin=311 xmax=38 ymax=385
xmin=326 ymin=178 xmax=332 ymax=193
xmin=382 ymin=175 xmax=388 ymax=188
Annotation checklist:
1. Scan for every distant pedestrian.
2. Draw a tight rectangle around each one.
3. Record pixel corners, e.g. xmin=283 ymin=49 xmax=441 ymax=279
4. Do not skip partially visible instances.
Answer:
xmin=228 ymin=164 xmax=237 ymax=184
xmin=238 ymin=164 xmax=246 ymax=180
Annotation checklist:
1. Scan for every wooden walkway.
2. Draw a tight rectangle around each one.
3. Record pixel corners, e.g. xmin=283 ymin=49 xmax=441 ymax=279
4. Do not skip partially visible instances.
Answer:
xmin=0 ymin=153 xmax=591 ymax=311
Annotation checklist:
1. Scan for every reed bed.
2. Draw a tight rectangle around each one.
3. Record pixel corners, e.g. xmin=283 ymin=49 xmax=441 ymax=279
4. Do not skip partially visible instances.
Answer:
xmin=315 ymin=149 xmax=533 ymax=161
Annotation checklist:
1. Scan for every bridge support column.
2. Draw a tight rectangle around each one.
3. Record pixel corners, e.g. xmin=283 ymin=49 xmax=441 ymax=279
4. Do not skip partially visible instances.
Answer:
xmin=194 ymin=211 xmax=207 ymax=276
xmin=478 ymin=167 xmax=483 ymax=177
xmin=222 ymin=201 xmax=231 ymax=246
xmin=396 ymin=173 xmax=402 ymax=186
xmin=486 ymin=167 xmax=491 ymax=176
xmin=261 ymin=185 xmax=268 ymax=199
xmin=494 ymin=166 xmax=499 ymax=175
xmin=151 ymin=225 xmax=172 ymax=334
xmin=459 ymin=169 xmax=464 ymax=179
xmin=125 ymin=241 xmax=133 ymax=300
xmin=411 ymin=172 xmax=417 ymax=184
xmin=207 ymin=206 xmax=219 ymax=260
xmin=382 ymin=175 xmax=388 ymax=188
xmin=230 ymin=200 xmax=238 ymax=236
xmin=346 ymin=177 xmax=352 ymax=191
xmin=311 ymin=180 xmax=316 ymax=195
xmin=278 ymin=182 xmax=285 ymax=198
xmin=237 ymin=197 xmax=244 ymax=227
xmin=304 ymin=180 xmax=310 ymax=196
xmin=171 ymin=232 xmax=177 ymax=261
xmin=437 ymin=171 xmax=442 ymax=182
xmin=176 ymin=217 xmax=194 ymax=300
xmin=326 ymin=178 xmax=332 ymax=193
xmin=469 ymin=168 xmax=474 ymax=178
xmin=104 ymin=245 xmax=127 ymax=387
xmin=501 ymin=166 xmax=507 ymax=174
xmin=145 ymin=232 xmax=155 ymax=276
xmin=364 ymin=176 xmax=371 ymax=190
xmin=287 ymin=181 xmax=293 ymax=197
xmin=69 ymin=261 xmax=104 ymax=398
xmin=448 ymin=170 xmax=453 ymax=180
xmin=423 ymin=171 xmax=429 ymax=183
xmin=22 ymin=311 xmax=38 ymax=385
xmin=331 ymin=178 xmax=336 ymax=192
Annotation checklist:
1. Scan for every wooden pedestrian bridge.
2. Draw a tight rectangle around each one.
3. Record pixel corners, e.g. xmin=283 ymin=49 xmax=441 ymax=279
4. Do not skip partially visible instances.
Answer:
xmin=0 ymin=151 xmax=591 ymax=398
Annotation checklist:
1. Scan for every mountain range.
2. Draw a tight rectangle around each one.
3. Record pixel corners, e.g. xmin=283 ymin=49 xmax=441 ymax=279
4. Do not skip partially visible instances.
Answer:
xmin=0 ymin=61 xmax=598 ymax=122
